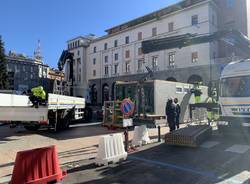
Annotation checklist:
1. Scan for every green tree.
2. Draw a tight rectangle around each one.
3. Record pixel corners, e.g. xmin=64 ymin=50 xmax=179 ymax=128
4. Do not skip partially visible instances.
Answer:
xmin=0 ymin=35 xmax=8 ymax=89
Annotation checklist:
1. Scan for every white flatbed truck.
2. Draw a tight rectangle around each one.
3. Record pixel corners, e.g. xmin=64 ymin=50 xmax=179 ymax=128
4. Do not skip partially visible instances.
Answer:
xmin=0 ymin=93 xmax=85 ymax=131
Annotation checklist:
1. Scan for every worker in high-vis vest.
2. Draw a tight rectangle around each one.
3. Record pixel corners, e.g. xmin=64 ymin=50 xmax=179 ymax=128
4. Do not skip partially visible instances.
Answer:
xmin=29 ymin=86 xmax=46 ymax=107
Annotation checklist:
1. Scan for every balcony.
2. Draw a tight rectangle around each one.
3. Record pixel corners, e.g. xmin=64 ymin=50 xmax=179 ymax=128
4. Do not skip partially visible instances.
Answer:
xmin=152 ymin=66 xmax=159 ymax=72
xmin=103 ymin=74 xmax=109 ymax=78
xmin=168 ymin=65 xmax=177 ymax=69
xmin=137 ymin=69 xmax=144 ymax=73
xmin=112 ymin=73 xmax=119 ymax=77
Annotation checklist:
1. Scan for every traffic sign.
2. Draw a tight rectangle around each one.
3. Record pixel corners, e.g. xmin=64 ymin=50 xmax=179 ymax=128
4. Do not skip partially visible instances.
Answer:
xmin=120 ymin=98 xmax=135 ymax=116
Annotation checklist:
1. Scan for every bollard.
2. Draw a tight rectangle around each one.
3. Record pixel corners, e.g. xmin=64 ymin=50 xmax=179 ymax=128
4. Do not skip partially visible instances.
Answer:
xmin=158 ymin=126 xmax=161 ymax=142
xmin=124 ymin=128 xmax=129 ymax=152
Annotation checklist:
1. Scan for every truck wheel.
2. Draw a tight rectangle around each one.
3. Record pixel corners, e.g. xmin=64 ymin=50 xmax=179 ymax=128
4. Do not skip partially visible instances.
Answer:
xmin=84 ymin=107 xmax=93 ymax=122
xmin=24 ymin=124 xmax=40 ymax=131
xmin=54 ymin=118 xmax=70 ymax=132
xmin=62 ymin=118 xmax=70 ymax=130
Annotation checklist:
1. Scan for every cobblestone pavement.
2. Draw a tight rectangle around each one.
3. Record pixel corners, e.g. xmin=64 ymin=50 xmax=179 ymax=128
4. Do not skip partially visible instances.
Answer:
xmin=0 ymin=122 xmax=170 ymax=183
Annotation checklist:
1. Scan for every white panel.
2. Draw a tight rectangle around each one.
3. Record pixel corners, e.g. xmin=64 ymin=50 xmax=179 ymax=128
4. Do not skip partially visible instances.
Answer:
xmin=0 ymin=107 xmax=48 ymax=121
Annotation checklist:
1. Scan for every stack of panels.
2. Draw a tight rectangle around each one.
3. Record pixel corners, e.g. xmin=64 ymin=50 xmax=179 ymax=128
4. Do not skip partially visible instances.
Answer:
xmin=165 ymin=125 xmax=212 ymax=147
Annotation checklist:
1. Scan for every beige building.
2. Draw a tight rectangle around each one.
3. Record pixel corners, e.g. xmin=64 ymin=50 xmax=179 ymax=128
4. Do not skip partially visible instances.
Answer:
xmin=63 ymin=0 xmax=250 ymax=104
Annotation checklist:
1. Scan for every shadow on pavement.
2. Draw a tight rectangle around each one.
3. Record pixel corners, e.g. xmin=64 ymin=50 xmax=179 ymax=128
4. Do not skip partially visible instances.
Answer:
xmin=58 ymin=146 xmax=98 ymax=159
xmin=0 ymin=162 xmax=14 ymax=169
xmin=37 ymin=125 xmax=124 ymax=141
xmin=64 ymin=135 xmax=250 ymax=184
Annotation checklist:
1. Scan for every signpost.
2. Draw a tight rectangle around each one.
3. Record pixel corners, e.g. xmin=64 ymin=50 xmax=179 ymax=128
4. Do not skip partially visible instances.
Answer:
xmin=120 ymin=98 xmax=135 ymax=117
xmin=120 ymin=98 xmax=135 ymax=151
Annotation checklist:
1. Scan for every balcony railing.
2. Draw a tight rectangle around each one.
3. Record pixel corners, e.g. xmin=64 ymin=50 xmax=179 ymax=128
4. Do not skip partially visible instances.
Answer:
xmin=152 ymin=66 xmax=159 ymax=72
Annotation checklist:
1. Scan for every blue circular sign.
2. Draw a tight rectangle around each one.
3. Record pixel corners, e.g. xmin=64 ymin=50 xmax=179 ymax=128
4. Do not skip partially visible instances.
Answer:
xmin=120 ymin=99 xmax=135 ymax=116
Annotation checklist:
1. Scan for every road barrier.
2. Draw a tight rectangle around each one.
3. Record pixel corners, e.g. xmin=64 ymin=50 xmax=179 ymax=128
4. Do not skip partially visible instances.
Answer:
xmin=132 ymin=125 xmax=151 ymax=147
xmin=10 ymin=145 xmax=67 ymax=184
xmin=95 ymin=133 xmax=127 ymax=166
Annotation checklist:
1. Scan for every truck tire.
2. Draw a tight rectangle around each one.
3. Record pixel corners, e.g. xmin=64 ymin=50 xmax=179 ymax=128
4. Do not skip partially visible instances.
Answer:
xmin=54 ymin=118 xmax=70 ymax=132
xmin=62 ymin=118 xmax=70 ymax=130
xmin=84 ymin=107 xmax=93 ymax=122
xmin=24 ymin=124 xmax=40 ymax=131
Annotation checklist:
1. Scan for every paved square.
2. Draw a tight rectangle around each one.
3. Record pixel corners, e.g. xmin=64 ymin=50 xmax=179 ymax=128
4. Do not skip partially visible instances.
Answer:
xmin=200 ymin=141 xmax=220 ymax=149
xmin=225 ymin=144 xmax=250 ymax=154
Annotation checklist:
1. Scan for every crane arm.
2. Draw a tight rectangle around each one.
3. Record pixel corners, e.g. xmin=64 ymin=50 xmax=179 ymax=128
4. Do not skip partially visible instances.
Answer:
xmin=142 ymin=29 xmax=250 ymax=56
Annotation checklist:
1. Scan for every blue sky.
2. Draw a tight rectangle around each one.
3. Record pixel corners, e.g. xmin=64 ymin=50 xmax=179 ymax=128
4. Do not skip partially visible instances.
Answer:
xmin=1 ymin=0 xmax=178 ymax=68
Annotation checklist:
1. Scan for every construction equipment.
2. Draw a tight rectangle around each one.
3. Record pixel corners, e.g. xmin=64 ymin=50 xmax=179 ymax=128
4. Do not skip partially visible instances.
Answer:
xmin=142 ymin=29 xmax=250 ymax=56
xmin=0 ymin=93 xmax=85 ymax=131
xmin=113 ymin=80 xmax=208 ymax=127
xmin=165 ymin=125 xmax=212 ymax=147
xmin=142 ymin=29 xmax=250 ymax=135
xmin=58 ymin=50 xmax=102 ymax=122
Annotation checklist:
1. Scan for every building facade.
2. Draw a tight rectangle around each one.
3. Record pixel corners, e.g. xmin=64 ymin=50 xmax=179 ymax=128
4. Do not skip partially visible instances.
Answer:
xmin=64 ymin=0 xmax=249 ymax=104
xmin=64 ymin=36 xmax=95 ymax=98
xmin=6 ymin=51 xmax=49 ymax=93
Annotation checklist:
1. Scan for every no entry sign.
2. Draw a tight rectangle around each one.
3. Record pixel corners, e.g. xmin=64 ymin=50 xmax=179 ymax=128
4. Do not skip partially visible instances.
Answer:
xmin=120 ymin=98 xmax=135 ymax=116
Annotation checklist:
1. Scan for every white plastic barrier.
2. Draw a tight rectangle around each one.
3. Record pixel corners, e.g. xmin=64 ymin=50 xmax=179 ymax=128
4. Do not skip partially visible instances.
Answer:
xmin=95 ymin=133 xmax=127 ymax=166
xmin=132 ymin=125 xmax=151 ymax=147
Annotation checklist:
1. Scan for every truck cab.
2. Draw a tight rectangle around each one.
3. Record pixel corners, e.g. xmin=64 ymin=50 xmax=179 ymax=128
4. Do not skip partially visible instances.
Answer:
xmin=219 ymin=59 xmax=250 ymax=125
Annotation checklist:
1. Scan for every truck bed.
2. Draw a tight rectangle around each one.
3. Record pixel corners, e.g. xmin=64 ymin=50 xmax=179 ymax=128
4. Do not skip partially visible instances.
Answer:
xmin=0 ymin=107 xmax=48 ymax=121
xmin=0 ymin=93 xmax=85 ymax=122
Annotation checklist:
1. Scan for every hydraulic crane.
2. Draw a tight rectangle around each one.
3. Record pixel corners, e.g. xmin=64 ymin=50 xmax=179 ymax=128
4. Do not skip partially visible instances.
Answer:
xmin=142 ymin=29 xmax=250 ymax=97
xmin=142 ymin=29 xmax=250 ymax=56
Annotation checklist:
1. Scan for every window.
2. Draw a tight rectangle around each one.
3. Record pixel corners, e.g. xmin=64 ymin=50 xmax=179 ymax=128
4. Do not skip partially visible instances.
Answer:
xmin=125 ymin=62 xmax=130 ymax=73
xmin=125 ymin=36 xmax=129 ymax=44
xmin=213 ymin=52 xmax=216 ymax=60
xmin=23 ymin=65 xmax=26 ymax=71
xmin=77 ymin=50 xmax=80 ymax=56
xmin=152 ymin=56 xmax=158 ymax=69
xmin=104 ymin=43 xmax=108 ymax=50
xmin=226 ymin=0 xmax=234 ymax=8
xmin=192 ymin=15 xmax=198 ymax=26
xmin=75 ymin=41 xmax=77 ymax=47
xmin=192 ymin=52 xmax=198 ymax=63
xmin=125 ymin=50 xmax=130 ymax=58
xmin=114 ymin=64 xmax=118 ymax=74
xmin=184 ymin=87 xmax=189 ymax=93
xmin=138 ymin=32 xmax=142 ymax=41
xmin=77 ymin=58 xmax=81 ymax=82
xmin=77 ymin=58 xmax=81 ymax=65
xmin=104 ymin=66 xmax=109 ymax=75
xmin=114 ymin=40 xmax=118 ymax=47
xmin=176 ymin=87 xmax=183 ymax=93
xmin=138 ymin=48 xmax=142 ymax=55
xmin=78 ymin=74 xmax=81 ymax=81
xmin=212 ymin=14 xmax=215 ymax=25
xmin=93 ymin=70 xmax=96 ymax=77
xmin=168 ymin=22 xmax=174 ymax=32
xmin=138 ymin=59 xmax=144 ymax=71
xmin=93 ymin=58 xmax=96 ymax=65
xmin=221 ymin=76 xmax=250 ymax=97
xmin=152 ymin=27 xmax=157 ymax=37
xmin=169 ymin=52 xmax=175 ymax=66
xmin=104 ymin=56 xmax=108 ymax=63
xmin=93 ymin=46 xmax=96 ymax=53
xmin=114 ymin=53 xmax=119 ymax=61
xmin=77 ymin=40 xmax=80 ymax=47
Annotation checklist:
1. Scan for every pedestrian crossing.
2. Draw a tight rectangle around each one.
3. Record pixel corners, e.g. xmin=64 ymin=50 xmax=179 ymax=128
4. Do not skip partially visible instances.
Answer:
xmin=200 ymin=141 xmax=250 ymax=154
